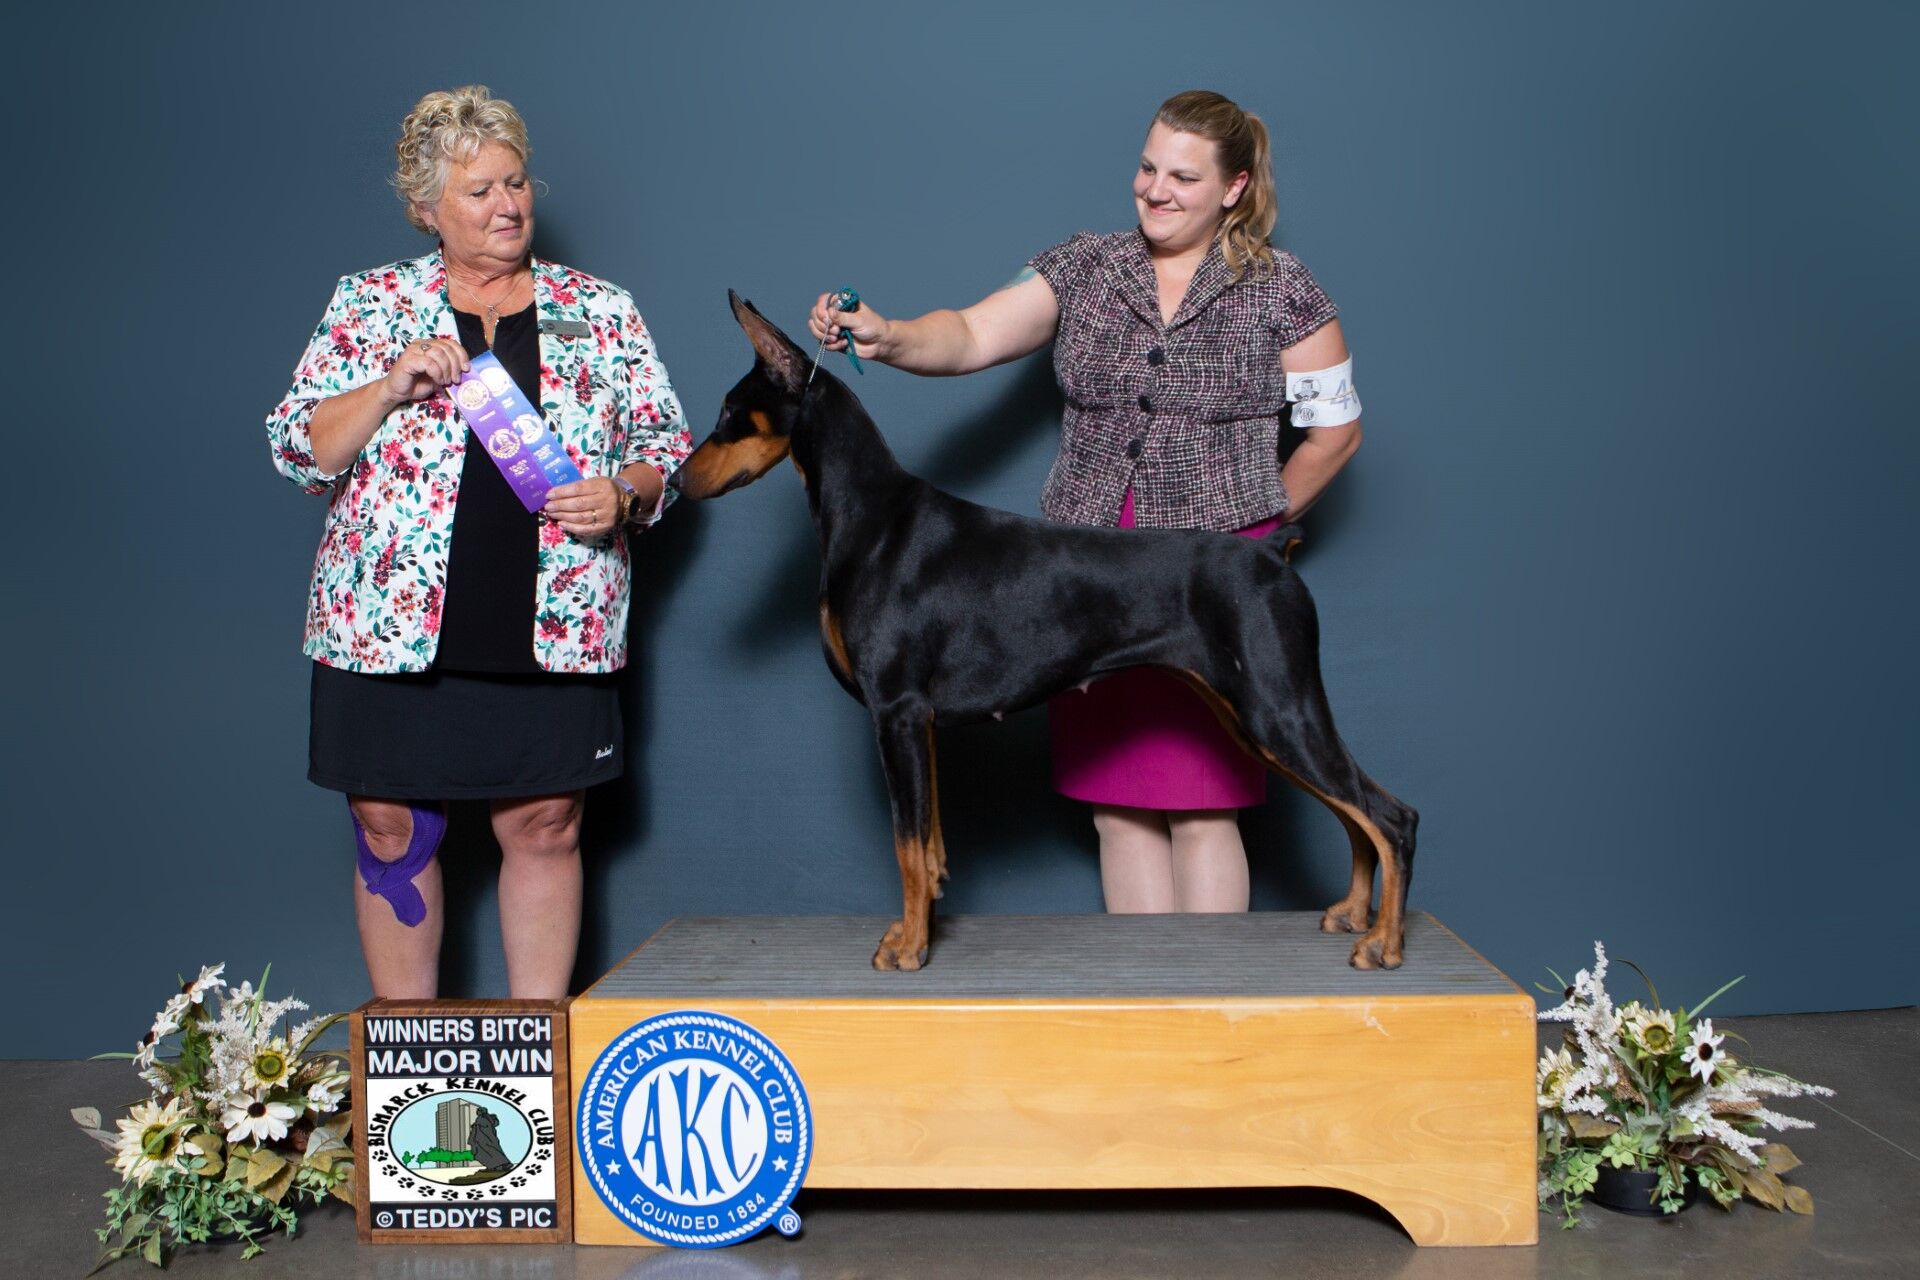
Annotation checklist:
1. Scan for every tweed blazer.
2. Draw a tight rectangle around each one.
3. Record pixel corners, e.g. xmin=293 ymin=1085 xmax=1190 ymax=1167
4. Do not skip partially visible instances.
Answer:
xmin=266 ymin=250 xmax=691 ymax=674
xmin=1029 ymin=229 xmax=1338 ymax=531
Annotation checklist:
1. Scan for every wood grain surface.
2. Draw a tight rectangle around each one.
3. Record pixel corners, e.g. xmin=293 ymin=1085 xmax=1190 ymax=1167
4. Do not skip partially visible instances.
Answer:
xmin=570 ymin=915 xmax=1538 ymax=1248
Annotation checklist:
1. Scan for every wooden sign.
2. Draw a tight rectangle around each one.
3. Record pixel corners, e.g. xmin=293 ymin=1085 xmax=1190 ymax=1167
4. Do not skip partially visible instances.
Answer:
xmin=350 ymin=999 xmax=572 ymax=1244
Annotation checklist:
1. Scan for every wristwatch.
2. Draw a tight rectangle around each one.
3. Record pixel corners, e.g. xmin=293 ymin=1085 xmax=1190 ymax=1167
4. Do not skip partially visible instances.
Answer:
xmin=612 ymin=475 xmax=640 ymax=525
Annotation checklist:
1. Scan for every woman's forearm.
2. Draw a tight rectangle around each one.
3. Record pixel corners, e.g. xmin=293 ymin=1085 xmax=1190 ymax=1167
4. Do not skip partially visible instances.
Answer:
xmin=309 ymin=379 xmax=407 ymax=478
xmin=874 ymin=308 xmax=985 ymax=376
xmin=1280 ymin=424 xmax=1362 ymax=519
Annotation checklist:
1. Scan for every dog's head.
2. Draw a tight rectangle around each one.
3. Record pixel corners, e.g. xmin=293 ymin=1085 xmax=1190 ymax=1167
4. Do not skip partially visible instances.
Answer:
xmin=673 ymin=291 xmax=815 ymax=500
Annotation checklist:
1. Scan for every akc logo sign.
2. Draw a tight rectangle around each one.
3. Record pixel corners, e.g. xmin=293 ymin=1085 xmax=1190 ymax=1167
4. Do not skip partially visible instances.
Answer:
xmin=578 ymin=1011 xmax=810 ymax=1247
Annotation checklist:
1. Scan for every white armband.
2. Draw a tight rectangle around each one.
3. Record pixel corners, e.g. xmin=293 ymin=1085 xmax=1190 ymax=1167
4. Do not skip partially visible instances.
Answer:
xmin=1285 ymin=355 xmax=1361 ymax=428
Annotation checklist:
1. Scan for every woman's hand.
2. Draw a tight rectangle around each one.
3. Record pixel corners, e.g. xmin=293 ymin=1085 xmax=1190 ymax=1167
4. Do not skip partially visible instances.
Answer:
xmin=310 ymin=337 xmax=470 ymax=477
xmin=808 ymin=292 xmax=891 ymax=362
xmin=382 ymin=338 xmax=470 ymax=406
xmin=542 ymin=476 xmax=622 ymax=540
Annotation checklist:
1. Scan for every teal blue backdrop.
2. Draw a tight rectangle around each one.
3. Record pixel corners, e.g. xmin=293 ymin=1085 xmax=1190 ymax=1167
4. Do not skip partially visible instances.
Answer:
xmin=4 ymin=2 xmax=1915 ymax=1055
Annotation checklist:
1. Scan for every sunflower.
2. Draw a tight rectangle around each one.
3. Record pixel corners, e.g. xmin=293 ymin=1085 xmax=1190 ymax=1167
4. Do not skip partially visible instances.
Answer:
xmin=113 ymin=1098 xmax=190 ymax=1185
xmin=1620 ymin=1002 xmax=1677 ymax=1060
xmin=246 ymin=1038 xmax=294 ymax=1091
xmin=1536 ymin=1045 xmax=1577 ymax=1108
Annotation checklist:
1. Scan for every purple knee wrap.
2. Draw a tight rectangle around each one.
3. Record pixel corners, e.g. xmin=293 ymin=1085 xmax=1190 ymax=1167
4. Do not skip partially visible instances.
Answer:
xmin=351 ymin=802 xmax=447 ymax=927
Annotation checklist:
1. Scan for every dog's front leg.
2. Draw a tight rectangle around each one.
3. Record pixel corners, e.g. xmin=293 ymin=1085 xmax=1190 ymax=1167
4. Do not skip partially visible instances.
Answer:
xmin=870 ymin=708 xmax=939 ymax=971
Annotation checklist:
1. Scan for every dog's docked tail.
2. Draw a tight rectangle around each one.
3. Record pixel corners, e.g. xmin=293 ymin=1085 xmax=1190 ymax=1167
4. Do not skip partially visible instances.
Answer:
xmin=1266 ymin=522 xmax=1306 ymax=564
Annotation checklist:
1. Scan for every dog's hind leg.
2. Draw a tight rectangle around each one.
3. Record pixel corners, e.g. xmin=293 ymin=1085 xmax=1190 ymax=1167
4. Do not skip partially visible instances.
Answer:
xmin=1174 ymin=667 xmax=1418 ymax=969
xmin=1337 ymin=771 xmax=1417 ymax=969
xmin=870 ymin=706 xmax=940 ymax=971
xmin=925 ymin=722 xmax=948 ymax=896
xmin=1320 ymin=811 xmax=1377 ymax=935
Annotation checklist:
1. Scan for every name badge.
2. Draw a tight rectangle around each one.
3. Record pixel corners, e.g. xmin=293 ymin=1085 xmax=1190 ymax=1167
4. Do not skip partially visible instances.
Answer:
xmin=448 ymin=352 xmax=586 ymax=512
xmin=539 ymin=318 xmax=592 ymax=338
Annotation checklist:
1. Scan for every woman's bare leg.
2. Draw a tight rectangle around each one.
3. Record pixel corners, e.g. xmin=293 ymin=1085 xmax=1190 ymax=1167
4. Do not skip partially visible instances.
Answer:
xmin=350 ymin=796 xmax=444 ymax=998
xmin=491 ymin=792 xmax=584 ymax=999
xmin=1095 ymin=804 xmax=1176 ymax=913
xmin=1167 ymin=809 xmax=1251 ymax=912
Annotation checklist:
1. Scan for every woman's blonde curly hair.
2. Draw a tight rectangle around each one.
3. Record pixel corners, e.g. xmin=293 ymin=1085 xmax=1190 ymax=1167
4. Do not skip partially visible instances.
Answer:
xmin=391 ymin=85 xmax=532 ymax=233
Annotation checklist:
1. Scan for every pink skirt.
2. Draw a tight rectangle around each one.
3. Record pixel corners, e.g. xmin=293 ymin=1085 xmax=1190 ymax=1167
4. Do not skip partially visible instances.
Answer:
xmin=1049 ymin=490 xmax=1284 ymax=811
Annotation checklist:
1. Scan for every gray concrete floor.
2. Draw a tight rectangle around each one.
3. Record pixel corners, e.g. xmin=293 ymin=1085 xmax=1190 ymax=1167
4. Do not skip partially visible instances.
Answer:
xmin=5 ymin=1009 xmax=1913 ymax=1279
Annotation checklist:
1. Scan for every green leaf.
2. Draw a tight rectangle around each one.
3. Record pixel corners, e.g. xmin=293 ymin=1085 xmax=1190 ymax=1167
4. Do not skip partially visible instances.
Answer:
xmin=1619 ymin=958 xmax=1662 ymax=1008
xmin=293 ymin=1011 xmax=348 ymax=1057
xmin=1686 ymin=974 xmax=1746 ymax=1023
xmin=142 ymin=1234 xmax=162 ymax=1267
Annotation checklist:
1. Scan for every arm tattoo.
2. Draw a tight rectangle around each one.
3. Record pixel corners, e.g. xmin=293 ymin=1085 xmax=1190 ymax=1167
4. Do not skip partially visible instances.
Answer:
xmin=996 ymin=266 xmax=1038 ymax=292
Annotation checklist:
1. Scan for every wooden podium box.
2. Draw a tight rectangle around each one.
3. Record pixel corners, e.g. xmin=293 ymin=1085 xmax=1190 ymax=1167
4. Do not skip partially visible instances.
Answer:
xmin=568 ymin=912 xmax=1537 ymax=1247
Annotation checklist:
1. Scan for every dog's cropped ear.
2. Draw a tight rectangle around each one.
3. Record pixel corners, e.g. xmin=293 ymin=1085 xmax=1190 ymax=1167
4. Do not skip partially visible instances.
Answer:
xmin=729 ymin=290 xmax=809 ymax=395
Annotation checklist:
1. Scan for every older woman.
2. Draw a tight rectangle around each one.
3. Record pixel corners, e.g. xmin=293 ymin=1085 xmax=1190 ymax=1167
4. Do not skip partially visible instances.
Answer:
xmin=809 ymin=90 xmax=1363 ymax=915
xmin=267 ymin=86 xmax=690 ymax=998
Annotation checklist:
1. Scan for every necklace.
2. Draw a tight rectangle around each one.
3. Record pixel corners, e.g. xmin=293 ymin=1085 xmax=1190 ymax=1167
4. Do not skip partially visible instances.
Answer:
xmin=448 ymin=263 xmax=530 ymax=342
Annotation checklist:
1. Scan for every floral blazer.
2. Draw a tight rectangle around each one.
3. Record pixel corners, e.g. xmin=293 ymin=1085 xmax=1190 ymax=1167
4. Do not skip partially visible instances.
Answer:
xmin=266 ymin=250 xmax=691 ymax=674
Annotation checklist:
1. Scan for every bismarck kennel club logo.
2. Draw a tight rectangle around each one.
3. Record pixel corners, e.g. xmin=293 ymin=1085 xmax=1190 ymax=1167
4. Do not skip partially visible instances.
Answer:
xmin=362 ymin=1013 xmax=561 ymax=1233
xmin=579 ymin=1011 xmax=811 ymax=1247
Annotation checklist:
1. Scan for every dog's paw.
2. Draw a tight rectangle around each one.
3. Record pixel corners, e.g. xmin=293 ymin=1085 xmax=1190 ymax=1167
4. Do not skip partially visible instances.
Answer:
xmin=1349 ymin=927 xmax=1404 ymax=971
xmin=1320 ymin=901 xmax=1369 ymax=934
xmin=872 ymin=920 xmax=928 ymax=972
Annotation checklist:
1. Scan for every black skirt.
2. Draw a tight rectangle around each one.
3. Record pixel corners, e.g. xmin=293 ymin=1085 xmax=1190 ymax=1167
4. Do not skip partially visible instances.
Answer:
xmin=308 ymin=663 xmax=623 ymax=801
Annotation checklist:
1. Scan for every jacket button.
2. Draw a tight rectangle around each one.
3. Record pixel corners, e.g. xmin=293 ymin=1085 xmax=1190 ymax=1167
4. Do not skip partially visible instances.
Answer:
xmin=1138 ymin=395 xmax=1153 ymax=413
xmin=1125 ymin=438 xmax=1143 ymax=459
xmin=1146 ymin=347 xmax=1166 ymax=366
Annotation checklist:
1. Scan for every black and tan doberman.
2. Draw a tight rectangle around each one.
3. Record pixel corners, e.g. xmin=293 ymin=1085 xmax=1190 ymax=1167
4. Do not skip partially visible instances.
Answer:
xmin=674 ymin=293 xmax=1418 ymax=972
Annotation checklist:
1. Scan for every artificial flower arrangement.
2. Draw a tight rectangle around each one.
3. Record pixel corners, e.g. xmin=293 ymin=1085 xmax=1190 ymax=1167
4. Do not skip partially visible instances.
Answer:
xmin=72 ymin=965 xmax=353 ymax=1268
xmin=1535 ymin=942 xmax=1832 ymax=1226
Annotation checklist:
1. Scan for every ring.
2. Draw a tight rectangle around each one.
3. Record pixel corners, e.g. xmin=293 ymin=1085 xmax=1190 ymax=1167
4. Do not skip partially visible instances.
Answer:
xmin=416 ymin=341 xmax=432 ymax=351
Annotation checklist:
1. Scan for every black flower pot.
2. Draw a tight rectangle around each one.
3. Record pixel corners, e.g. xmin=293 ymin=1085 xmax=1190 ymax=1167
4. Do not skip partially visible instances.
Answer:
xmin=1591 ymin=1163 xmax=1697 ymax=1216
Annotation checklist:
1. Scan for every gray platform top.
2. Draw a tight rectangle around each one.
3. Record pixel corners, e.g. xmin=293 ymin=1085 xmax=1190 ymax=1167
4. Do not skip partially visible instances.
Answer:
xmin=585 ymin=912 xmax=1523 ymax=1001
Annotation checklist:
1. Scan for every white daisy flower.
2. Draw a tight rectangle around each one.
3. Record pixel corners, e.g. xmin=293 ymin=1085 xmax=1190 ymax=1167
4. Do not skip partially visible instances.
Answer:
xmin=184 ymin=963 xmax=226 ymax=1005
xmin=113 ymin=1098 xmax=190 ymax=1185
xmin=222 ymin=1094 xmax=298 ymax=1145
xmin=133 ymin=1034 xmax=162 ymax=1070
xmin=1685 ymin=1018 xmax=1725 ymax=1082
xmin=306 ymin=1076 xmax=346 ymax=1114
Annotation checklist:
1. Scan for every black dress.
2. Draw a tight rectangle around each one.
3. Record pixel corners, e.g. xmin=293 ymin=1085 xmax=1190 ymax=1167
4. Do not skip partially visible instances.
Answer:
xmin=307 ymin=304 xmax=622 ymax=801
